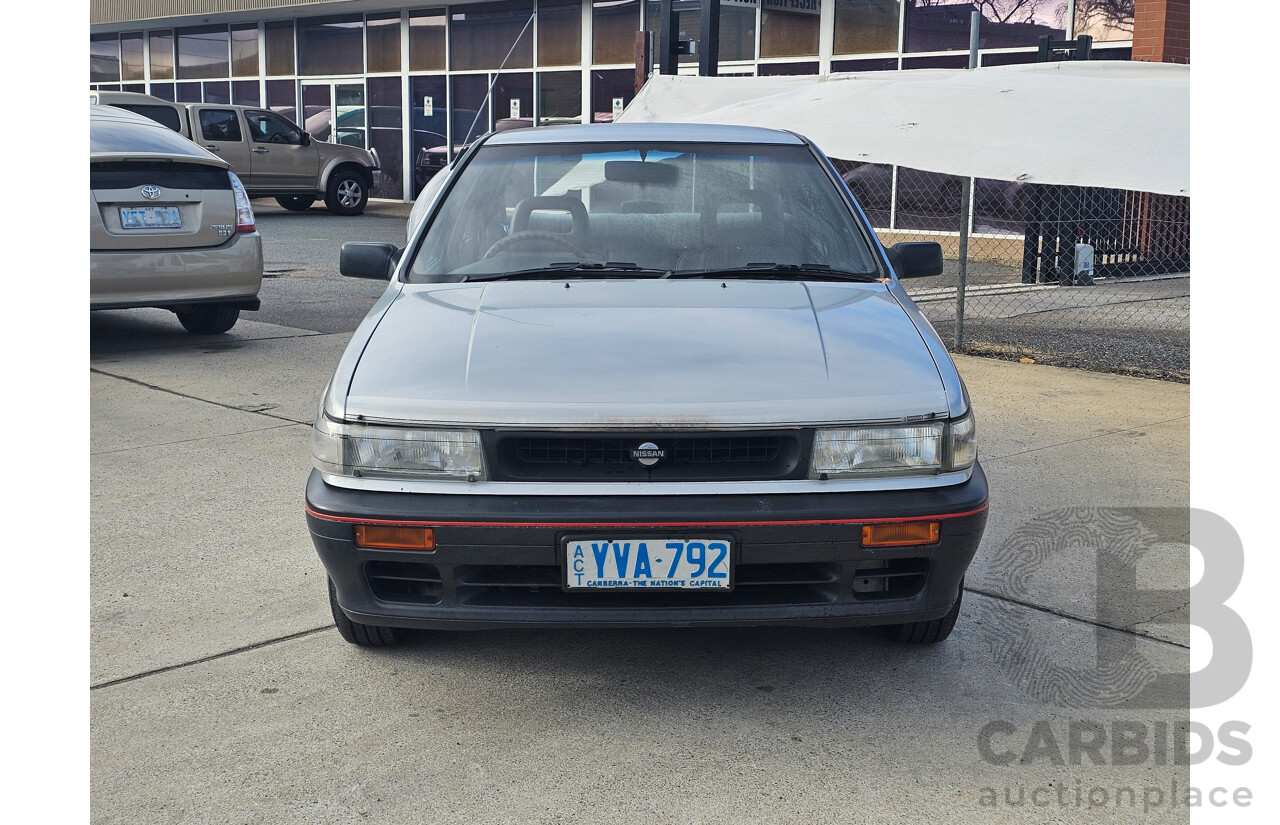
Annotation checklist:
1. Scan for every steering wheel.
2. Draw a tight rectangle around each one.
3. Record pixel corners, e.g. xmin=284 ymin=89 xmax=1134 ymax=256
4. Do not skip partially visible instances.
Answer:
xmin=482 ymin=230 xmax=590 ymax=259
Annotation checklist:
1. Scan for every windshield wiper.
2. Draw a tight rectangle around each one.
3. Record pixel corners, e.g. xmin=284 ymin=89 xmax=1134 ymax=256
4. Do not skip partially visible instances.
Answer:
xmin=662 ymin=263 xmax=882 ymax=282
xmin=462 ymin=262 xmax=672 ymax=282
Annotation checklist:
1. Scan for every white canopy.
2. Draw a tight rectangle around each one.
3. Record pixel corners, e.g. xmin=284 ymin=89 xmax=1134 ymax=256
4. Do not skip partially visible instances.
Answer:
xmin=618 ymin=61 xmax=1189 ymax=197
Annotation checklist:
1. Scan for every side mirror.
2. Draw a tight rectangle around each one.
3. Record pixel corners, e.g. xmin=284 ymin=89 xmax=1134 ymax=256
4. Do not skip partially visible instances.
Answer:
xmin=299 ymin=131 xmax=312 ymax=146
xmin=340 ymin=242 xmax=400 ymax=280
xmin=886 ymin=242 xmax=944 ymax=279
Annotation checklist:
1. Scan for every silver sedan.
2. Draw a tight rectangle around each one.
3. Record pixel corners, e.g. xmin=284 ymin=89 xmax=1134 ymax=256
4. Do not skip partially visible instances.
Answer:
xmin=309 ymin=123 xmax=987 ymax=647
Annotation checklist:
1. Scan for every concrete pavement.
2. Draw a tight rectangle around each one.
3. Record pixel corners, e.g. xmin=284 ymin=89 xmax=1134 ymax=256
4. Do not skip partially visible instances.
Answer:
xmin=90 ymin=289 xmax=1191 ymax=822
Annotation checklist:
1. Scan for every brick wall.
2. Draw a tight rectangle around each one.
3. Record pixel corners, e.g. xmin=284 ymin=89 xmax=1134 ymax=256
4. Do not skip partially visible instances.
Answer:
xmin=1133 ymin=0 xmax=1191 ymax=64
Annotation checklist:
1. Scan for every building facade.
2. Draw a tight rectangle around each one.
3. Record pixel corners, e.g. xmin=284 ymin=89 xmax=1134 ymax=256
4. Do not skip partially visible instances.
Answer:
xmin=90 ymin=1 xmax=1165 ymax=202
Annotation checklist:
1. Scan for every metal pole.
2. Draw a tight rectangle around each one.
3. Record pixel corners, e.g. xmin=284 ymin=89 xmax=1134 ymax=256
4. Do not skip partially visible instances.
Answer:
xmin=635 ymin=30 xmax=652 ymax=94
xmin=968 ymin=9 xmax=980 ymax=69
xmin=659 ymin=0 xmax=678 ymax=75
xmin=698 ymin=0 xmax=721 ymax=77
xmin=955 ymin=10 xmax=979 ymax=350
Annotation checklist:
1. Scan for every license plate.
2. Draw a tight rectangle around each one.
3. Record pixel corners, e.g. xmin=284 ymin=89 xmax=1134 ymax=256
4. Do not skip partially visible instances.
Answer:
xmin=564 ymin=537 xmax=733 ymax=590
xmin=119 ymin=206 xmax=182 ymax=229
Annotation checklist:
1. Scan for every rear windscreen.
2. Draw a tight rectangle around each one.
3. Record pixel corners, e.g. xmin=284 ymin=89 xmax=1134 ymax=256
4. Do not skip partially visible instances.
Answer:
xmin=90 ymin=161 xmax=231 ymax=190
xmin=113 ymin=104 xmax=184 ymax=133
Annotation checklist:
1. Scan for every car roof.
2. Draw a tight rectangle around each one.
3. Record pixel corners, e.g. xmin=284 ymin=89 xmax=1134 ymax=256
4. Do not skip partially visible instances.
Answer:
xmin=90 ymin=104 xmax=227 ymax=166
xmin=89 ymin=90 xmax=270 ymax=114
xmin=484 ymin=122 xmax=806 ymax=146
xmin=90 ymin=90 xmax=174 ymax=105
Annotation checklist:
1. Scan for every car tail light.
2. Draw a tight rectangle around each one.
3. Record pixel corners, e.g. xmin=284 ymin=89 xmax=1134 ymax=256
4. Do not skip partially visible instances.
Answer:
xmin=229 ymin=171 xmax=255 ymax=233
xmin=354 ymin=524 xmax=436 ymax=551
xmin=861 ymin=521 xmax=940 ymax=548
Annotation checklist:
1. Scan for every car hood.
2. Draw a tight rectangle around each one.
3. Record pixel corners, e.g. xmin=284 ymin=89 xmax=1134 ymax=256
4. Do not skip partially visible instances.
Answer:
xmin=343 ymin=279 xmax=951 ymax=427
xmin=317 ymin=141 xmax=376 ymax=166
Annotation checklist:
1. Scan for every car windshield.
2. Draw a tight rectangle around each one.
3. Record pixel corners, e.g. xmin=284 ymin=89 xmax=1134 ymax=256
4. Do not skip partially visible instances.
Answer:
xmin=406 ymin=141 xmax=882 ymax=282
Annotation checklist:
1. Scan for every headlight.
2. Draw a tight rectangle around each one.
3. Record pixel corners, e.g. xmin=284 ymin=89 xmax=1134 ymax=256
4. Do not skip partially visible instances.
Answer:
xmin=810 ymin=413 xmax=976 ymax=478
xmin=947 ymin=412 xmax=977 ymax=471
xmin=312 ymin=416 xmax=485 ymax=480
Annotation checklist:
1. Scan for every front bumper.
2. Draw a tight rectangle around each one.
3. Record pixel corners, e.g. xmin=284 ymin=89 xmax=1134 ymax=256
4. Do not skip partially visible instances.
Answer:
xmin=306 ymin=463 xmax=988 ymax=630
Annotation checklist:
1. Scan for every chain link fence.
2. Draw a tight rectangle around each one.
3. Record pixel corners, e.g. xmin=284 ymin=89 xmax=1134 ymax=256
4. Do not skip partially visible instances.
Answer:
xmin=831 ymin=159 xmax=1190 ymax=382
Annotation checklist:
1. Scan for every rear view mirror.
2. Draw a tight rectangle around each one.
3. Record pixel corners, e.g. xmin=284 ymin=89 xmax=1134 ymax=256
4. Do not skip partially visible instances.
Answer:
xmin=604 ymin=160 xmax=678 ymax=185
xmin=886 ymin=242 xmax=944 ymax=279
xmin=300 ymin=131 xmax=311 ymax=146
xmin=340 ymin=242 xmax=400 ymax=280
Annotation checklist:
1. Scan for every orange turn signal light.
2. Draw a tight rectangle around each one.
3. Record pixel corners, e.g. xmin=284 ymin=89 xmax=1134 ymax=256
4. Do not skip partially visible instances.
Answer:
xmin=861 ymin=521 xmax=940 ymax=548
xmin=354 ymin=524 xmax=436 ymax=551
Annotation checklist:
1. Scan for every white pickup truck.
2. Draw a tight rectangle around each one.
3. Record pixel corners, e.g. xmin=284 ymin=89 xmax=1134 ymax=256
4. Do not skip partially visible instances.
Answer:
xmin=90 ymin=91 xmax=381 ymax=215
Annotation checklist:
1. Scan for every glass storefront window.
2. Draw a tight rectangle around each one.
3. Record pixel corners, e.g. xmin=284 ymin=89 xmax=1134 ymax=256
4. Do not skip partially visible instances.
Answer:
xmin=204 ymin=81 xmax=231 ymax=104
xmin=904 ymin=0 xmax=1064 ymax=53
xmin=538 ymin=0 xmax=582 ymax=67
xmin=176 ymin=82 xmax=203 ymax=102
xmin=644 ymin=0 xmax=699 ymax=67
xmin=833 ymin=0 xmax=900 ymax=55
xmin=980 ymin=50 xmax=1034 ymax=67
xmin=646 ymin=0 xmax=753 ymax=67
xmin=177 ymin=25 xmax=230 ymax=79
xmin=367 ymin=77 xmax=404 ymax=198
xmin=451 ymin=2 xmax=535 ymax=72
xmin=233 ymin=80 xmax=261 ymax=106
xmin=265 ymin=22 xmax=295 ymax=76
xmin=761 ymin=2 xmax=821 ymax=59
xmin=539 ymin=70 xmax=581 ymax=125
xmin=368 ymin=13 xmax=402 ymax=74
xmin=149 ymin=82 xmax=176 ymax=101
xmin=231 ymin=24 xmax=259 ymax=77
xmin=494 ymin=72 xmax=534 ymax=122
xmin=91 ymin=34 xmax=120 ymax=83
xmin=298 ymin=15 xmax=364 ymax=76
xmin=593 ymin=0 xmax=640 ymax=65
xmin=901 ymin=53 xmax=966 ymax=69
xmin=719 ymin=3 xmax=757 ymax=62
xmin=410 ymin=10 xmax=447 ymax=71
xmin=759 ymin=61 xmax=819 ymax=75
xmin=410 ymin=74 xmax=450 ymax=197
xmin=1074 ymin=0 xmax=1135 ymax=42
xmin=590 ymin=68 xmax=633 ymax=122
xmin=267 ymin=79 xmax=297 ymax=120
xmin=451 ymin=74 xmax=493 ymax=141
xmin=832 ymin=56 xmax=898 ymax=71
xmin=120 ymin=33 xmax=145 ymax=82
xmin=149 ymin=30 xmax=175 ymax=80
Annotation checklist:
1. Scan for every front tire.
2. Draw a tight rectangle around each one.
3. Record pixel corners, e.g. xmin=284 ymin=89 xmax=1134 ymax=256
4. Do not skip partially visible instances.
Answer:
xmin=324 ymin=169 xmax=369 ymax=216
xmin=175 ymin=303 xmax=240 ymax=334
xmin=329 ymin=578 xmax=397 ymax=646
xmin=275 ymin=195 xmax=316 ymax=212
xmin=886 ymin=581 xmax=963 ymax=644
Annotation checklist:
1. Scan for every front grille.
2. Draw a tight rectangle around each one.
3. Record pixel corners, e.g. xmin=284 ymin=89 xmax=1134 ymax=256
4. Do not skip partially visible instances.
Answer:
xmin=452 ymin=562 xmax=839 ymax=608
xmin=487 ymin=431 xmax=809 ymax=481
xmin=366 ymin=560 xmax=443 ymax=604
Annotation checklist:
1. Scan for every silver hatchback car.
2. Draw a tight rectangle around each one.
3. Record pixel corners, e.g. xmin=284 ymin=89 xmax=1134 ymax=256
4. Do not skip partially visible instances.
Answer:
xmin=309 ymin=123 xmax=987 ymax=647
xmin=90 ymin=105 xmax=263 ymax=334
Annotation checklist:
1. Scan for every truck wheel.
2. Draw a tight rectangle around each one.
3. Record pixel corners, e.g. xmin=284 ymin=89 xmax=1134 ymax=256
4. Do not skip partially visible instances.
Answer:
xmin=175 ymin=303 xmax=240 ymax=334
xmin=324 ymin=169 xmax=369 ymax=216
xmin=329 ymin=578 xmax=397 ymax=646
xmin=886 ymin=581 xmax=963 ymax=644
xmin=275 ymin=195 xmax=315 ymax=211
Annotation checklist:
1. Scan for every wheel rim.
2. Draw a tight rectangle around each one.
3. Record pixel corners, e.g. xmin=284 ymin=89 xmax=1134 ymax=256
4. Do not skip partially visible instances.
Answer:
xmin=337 ymin=179 xmax=362 ymax=207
